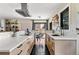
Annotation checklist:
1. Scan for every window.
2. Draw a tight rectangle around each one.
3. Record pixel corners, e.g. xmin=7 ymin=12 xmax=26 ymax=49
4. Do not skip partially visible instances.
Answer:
xmin=60 ymin=7 xmax=69 ymax=29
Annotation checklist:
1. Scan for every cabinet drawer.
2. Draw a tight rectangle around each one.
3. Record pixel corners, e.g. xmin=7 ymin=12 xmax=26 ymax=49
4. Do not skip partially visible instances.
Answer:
xmin=19 ymin=39 xmax=34 ymax=55
xmin=10 ymin=48 xmax=21 ymax=55
xmin=20 ymin=40 xmax=31 ymax=50
xmin=10 ymin=38 xmax=34 ymax=55
xmin=27 ymin=41 xmax=34 ymax=54
xmin=10 ymin=43 xmax=23 ymax=55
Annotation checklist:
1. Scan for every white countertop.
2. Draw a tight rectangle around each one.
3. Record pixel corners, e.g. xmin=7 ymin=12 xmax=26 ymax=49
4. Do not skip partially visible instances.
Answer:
xmin=0 ymin=35 xmax=34 ymax=52
xmin=46 ymin=32 xmax=77 ymax=40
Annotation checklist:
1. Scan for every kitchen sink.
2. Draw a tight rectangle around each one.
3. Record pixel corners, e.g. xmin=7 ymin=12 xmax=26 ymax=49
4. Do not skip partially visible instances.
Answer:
xmin=52 ymin=34 xmax=60 ymax=36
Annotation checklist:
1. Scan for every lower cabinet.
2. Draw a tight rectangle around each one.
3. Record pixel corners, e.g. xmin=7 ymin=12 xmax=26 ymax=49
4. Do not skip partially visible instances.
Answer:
xmin=10 ymin=38 xmax=34 ymax=55
xmin=46 ymin=34 xmax=55 ymax=55
xmin=10 ymin=47 xmax=21 ymax=55
xmin=46 ymin=34 xmax=77 ymax=55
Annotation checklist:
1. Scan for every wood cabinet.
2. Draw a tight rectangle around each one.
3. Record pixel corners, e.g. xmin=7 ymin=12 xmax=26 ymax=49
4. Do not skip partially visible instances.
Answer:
xmin=45 ymin=34 xmax=55 ymax=55
xmin=10 ymin=38 xmax=34 ymax=55
xmin=10 ymin=44 xmax=22 ymax=55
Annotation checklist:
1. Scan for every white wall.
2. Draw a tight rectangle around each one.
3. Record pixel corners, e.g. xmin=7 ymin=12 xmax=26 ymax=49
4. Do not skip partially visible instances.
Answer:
xmin=75 ymin=4 xmax=79 ymax=28
xmin=74 ymin=3 xmax=79 ymax=55
xmin=18 ymin=19 xmax=32 ymax=31
xmin=49 ymin=4 xmax=68 ymax=23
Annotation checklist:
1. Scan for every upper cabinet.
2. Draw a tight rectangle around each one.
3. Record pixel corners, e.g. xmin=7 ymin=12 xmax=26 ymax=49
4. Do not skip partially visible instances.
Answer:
xmin=60 ymin=7 xmax=69 ymax=30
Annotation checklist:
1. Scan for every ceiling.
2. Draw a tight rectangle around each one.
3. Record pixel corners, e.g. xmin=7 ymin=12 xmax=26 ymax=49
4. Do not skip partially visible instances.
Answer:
xmin=0 ymin=3 xmax=67 ymax=19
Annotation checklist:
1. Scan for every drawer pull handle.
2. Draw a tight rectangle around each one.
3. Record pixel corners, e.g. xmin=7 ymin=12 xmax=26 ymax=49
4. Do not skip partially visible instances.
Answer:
xmin=17 ymin=44 xmax=23 ymax=48
xmin=17 ymin=50 xmax=22 ymax=55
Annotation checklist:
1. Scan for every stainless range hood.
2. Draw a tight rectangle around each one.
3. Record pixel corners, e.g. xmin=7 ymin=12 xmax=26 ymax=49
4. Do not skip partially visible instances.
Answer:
xmin=15 ymin=3 xmax=31 ymax=17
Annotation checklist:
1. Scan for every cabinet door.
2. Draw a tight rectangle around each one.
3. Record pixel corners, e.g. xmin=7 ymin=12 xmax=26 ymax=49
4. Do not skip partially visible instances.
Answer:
xmin=27 ymin=41 xmax=34 ymax=54
xmin=10 ymin=48 xmax=21 ymax=55
xmin=20 ymin=38 xmax=34 ymax=55
xmin=48 ymin=38 xmax=55 ymax=55
xmin=55 ymin=40 xmax=76 ymax=55
xmin=20 ymin=39 xmax=31 ymax=55
xmin=50 ymin=39 xmax=55 ymax=55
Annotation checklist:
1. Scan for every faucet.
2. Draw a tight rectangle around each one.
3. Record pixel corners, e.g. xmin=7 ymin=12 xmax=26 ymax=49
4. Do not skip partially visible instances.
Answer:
xmin=60 ymin=27 xmax=64 ymax=36
xmin=56 ymin=26 xmax=60 ymax=31
xmin=12 ymin=31 xmax=16 ymax=37
xmin=55 ymin=26 xmax=64 ymax=36
xmin=25 ymin=28 xmax=31 ymax=35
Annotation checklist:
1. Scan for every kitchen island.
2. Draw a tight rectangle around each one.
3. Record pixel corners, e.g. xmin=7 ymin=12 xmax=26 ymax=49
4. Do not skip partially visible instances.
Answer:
xmin=0 ymin=34 xmax=34 ymax=55
xmin=45 ymin=32 xmax=77 ymax=55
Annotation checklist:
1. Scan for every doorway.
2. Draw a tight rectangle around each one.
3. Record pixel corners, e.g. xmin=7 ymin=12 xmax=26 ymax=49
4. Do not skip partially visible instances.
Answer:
xmin=31 ymin=20 xmax=50 ymax=55
xmin=32 ymin=20 xmax=48 ymax=30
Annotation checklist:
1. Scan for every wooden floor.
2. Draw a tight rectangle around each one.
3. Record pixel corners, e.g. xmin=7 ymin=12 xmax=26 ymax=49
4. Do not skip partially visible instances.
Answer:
xmin=30 ymin=35 xmax=50 ymax=55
